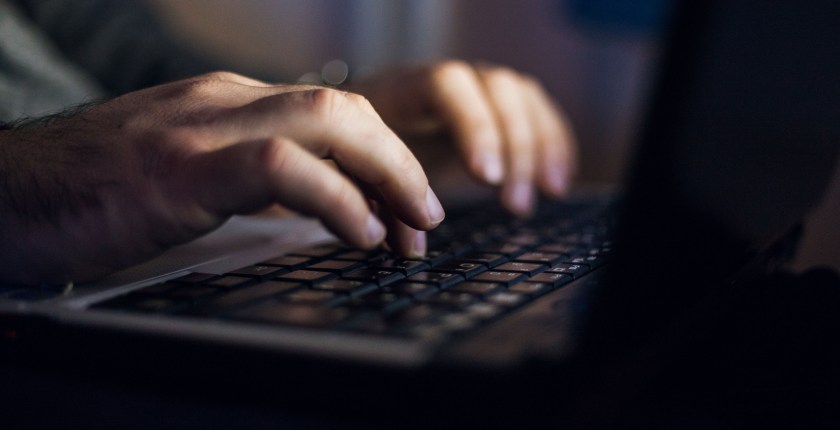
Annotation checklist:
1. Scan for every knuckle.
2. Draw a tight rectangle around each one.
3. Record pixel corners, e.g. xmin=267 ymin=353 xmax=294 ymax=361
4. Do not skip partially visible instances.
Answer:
xmin=167 ymin=79 xmax=220 ymax=100
xmin=484 ymin=66 xmax=519 ymax=86
xmin=303 ymin=88 xmax=348 ymax=122
xmin=345 ymin=92 xmax=374 ymax=110
xmin=431 ymin=60 xmax=472 ymax=81
xmin=162 ymin=71 xmax=241 ymax=100
xmin=260 ymin=137 xmax=297 ymax=174
xmin=196 ymin=70 xmax=245 ymax=83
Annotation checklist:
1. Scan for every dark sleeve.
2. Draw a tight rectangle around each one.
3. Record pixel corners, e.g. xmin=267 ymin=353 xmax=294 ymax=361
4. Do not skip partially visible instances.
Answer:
xmin=10 ymin=0 xmax=223 ymax=95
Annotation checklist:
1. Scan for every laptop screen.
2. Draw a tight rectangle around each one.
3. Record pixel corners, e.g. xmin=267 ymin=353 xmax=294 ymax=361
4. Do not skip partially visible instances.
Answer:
xmin=583 ymin=0 xmax=839 ymax=356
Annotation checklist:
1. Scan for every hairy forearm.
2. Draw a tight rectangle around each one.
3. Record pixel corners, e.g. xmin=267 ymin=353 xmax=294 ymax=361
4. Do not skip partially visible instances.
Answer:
xmin=0 ymin=102 xmax=107 ymax=221
xmin=0 ymin=105 xmax=152 ymax=283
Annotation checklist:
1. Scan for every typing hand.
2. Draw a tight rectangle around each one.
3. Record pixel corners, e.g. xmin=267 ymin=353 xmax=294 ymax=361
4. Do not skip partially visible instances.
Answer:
xmin=0 ymin=72 xmax=443 ymax=284
xmin=351 ymin=61 xmax=577 ymax=216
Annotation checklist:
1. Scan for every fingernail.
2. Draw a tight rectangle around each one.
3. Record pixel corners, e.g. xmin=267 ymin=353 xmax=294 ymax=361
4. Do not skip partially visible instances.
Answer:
xmin=365 ymin=213 xmax=386 ymax=245
xmin=480 ymin=154 xmax=504 ymax=185
xmin=410 ymin=230 xmax=427 ymax=258
xmin=425 ymin=186 xmax=445 ymax=226
xmin=509 ymin=181 xmax=534 ymax=215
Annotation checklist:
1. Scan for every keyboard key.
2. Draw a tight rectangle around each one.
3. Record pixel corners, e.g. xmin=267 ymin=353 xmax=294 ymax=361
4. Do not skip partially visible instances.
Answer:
xmin=190 ymin=281 xmax=302 ymax=316
xmin=477 ymin=243 xmax=526 ymax=257
xmin=373 ymin=259 xmax=429 ymax=275
xmin=260 ymin=255 xmax=311 ymax=269
xmin=460 ymin=252 xmax=507 ymax=268
xmin=419 ymin=249 xmax=455 ymax=265
xmin=526 ymin=272 xmax=573 ymax=287
xmin=546 ymin=263 xmax=589 ymax=279
xmin=381 ymin=282 xmax=438 ymax=298
xmin=345 ymin=292 xmax=412 ymax=313
xmin=227 ymin=264 xmax=286 ymax=279
xmin=307 ymin=260 xmax=364 ymax=274
xmin=514 ymin=252 xmax=563 ymax=266
xmin=447 ymin=282 xmax=504 ymax=296
xmin=312 ymin=280 xmax=377 ymax=297
xmin=494 ymin=262 xmax=546 ymax=276
xmin=565 ymin=255 xmax=606 ymax=268
xmin=431 ymin=261 xmax=485 ymax=278
xmin=342 ymin=269 xmax=405 ymax=286
xmin=405 ymin=271 xmax=463 ymax=288
xmin=470 ymin=271 xmax=527 ymax=286
xmin=275 ymin=270 xmax=338 ymax=284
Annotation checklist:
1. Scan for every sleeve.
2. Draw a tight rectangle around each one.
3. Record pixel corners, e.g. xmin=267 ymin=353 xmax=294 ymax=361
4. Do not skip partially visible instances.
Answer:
xmin=9 ymin=0 xmax=224 ymax=95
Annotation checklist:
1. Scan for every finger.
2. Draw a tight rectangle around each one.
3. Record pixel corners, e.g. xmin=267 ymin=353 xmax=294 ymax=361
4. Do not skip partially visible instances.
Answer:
xmin=380 ymin=206 xmax=427 ymax=259
xmin=362 ymin=186 xmax=426 ymax=258
xmin=218 ymin=88 xmax=445 ymax=230
xmin=476 ymin=67 xmax=538 ymax=216
xmin=424 ymin=61 xmax=505 ymax=185
xmin=179 ymin=137 xmax=387 ymax=250
xmin=522 ymin=77 xmax=577 ymax=197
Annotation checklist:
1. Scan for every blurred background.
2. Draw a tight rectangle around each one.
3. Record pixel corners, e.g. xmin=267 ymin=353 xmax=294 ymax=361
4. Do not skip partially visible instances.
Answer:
xmin=146 ymin=0 xmax=667 ymax=184
xmin=146 ymin=0 xmax=837 ymax=270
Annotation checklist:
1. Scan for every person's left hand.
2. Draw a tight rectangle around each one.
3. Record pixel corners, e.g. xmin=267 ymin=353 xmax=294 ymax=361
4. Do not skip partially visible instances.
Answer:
xmin=350 ymin=61 xmax=577 ymax=216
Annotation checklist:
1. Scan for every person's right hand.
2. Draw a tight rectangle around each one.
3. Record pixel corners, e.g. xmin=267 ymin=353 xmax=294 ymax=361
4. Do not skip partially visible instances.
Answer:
xmin=0 ymin=72 xmax=444 ymax=285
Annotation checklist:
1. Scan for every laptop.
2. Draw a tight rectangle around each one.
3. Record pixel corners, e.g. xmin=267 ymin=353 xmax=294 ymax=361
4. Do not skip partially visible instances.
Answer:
xmin=2 ymin=0 xmax=838 ymax=426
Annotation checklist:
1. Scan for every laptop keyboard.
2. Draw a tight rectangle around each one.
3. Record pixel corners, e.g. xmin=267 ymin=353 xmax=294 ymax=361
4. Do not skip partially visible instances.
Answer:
xmin=95 ymin=199 xmax=614 ymax=340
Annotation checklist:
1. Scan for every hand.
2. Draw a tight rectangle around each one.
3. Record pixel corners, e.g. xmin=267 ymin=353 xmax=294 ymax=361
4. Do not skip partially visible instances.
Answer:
xmin=0 ymin=72 xmax=444 ymax=284
xmin=351 ymin=61 xmax=577 ymax=216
